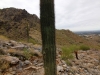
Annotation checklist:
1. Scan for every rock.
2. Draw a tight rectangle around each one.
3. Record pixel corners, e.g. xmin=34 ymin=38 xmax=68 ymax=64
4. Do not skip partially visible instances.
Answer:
xmin=33 ymin=44 xmax=42 ymax=51
xmin=61 ymin=60 xmax=66 ymax=65
xmin=62 ymin=64 xmax=67 ymax=68
xmin=24 ymin=66 xmax=41 ymax=71
xmin=16 ymin=68 xmax=23 ymax=73
xmin=8 ymin=56 xmax=19 ymax=65
xmin=12 ymin=67 xmax=17 ymax=71
xmin=86 ymin=63 xmax=94 ymax=68
xmin=24 ymin=60 xmax=32 ymax=65
xmin=57 ymin=65 xmax=64 ymax=72
xmin=37 ymin=63 xmax=43 ymax=66
xmin=4 ymin=73 xmax=13 ymax=75
xmin=16 ymin=61 xmax=24 ymax=70
xmin=0 ymin=55 xmax=19 ymax=65
xmin=56 ymin=59 xmax=62 ymax=65
xmin=33 ymin=50 xmax=42 ymax=57
xmin=11 ymin=71 xmax=16 ymax=75
xmin=71 ymin=66 xmax=78 ymax=72
xmin=75 ymin=73 xmax=80 ymax=75
xmin=8 ymin=68 xmax=13 ymax=72
xmin=9 ymin=40 xmax=17 ymax=46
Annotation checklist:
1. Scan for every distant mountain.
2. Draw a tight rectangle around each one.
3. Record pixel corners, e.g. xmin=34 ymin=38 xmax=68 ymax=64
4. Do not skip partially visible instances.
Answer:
xmin=74 ymin=30 xmax=100 ymax=35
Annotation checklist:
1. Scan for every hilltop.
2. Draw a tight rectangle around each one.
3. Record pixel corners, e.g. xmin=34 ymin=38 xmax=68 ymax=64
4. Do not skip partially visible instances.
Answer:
xmin=0 ymin=7 xmax=40 ymax=41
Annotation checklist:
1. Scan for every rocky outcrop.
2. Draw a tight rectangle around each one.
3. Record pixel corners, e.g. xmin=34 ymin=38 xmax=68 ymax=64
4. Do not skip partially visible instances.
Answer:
xmin=0 ymin=7 xmax=40 ymax=41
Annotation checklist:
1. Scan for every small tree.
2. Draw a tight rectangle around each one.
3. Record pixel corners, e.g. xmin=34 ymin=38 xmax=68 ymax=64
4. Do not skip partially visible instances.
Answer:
xmin=40 ymin=0 xmax=57 ymax=75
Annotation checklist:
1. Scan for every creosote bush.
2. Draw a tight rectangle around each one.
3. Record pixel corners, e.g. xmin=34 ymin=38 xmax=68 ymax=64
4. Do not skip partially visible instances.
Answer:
xmin=61 ymin=45 xmax=90 ymax=65
xmin=61 ymin=45 xmax=79 ymax=59
xmin=62 ymin=46 xmax=73 ymax=65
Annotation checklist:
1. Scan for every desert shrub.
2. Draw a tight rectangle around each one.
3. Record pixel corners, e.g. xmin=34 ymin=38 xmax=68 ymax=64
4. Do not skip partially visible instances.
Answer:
xmin=0 ymin=35 xmax=9 ymax=41
xmin=68 ymin=45 xmax=79 ymax=52
xmin=61 ymin=45 xmax=80 ymax=65
xmin=61 ymin=46 xmax=73 ymax=60
xmin=79 ymin=45 xmax=90 ymax=51
xmin=29 ymin=37 xmax=37 ymax=44
xmin=23 ymin=48 xmax=32 ymax=60
xmin=61 ymin=45 xmax=79 ymax=60
xmin=61 ymin=46 xmax=73 ymax=65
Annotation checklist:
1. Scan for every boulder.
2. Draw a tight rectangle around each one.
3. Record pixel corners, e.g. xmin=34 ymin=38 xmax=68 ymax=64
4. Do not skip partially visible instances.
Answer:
xmin=0 ymin=55 xmax=19 ymax=65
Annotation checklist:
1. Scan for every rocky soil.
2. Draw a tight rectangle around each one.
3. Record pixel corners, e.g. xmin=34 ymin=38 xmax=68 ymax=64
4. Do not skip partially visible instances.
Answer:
xmin=0 ymin=39 xmax=100 ymax=75
xmin=67 ymin=50 xmax=100 ymax=75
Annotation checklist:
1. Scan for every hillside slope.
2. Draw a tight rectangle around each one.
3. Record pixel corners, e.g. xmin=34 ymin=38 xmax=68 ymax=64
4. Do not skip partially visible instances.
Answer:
xmin=0 ymin=8 xmax=100 ymax=49
xmin=0 ymin=7 xmax=40 ymax=41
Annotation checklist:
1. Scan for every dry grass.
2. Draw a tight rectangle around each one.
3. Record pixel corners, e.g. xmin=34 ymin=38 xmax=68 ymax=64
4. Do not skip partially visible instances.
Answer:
xmin=0 ymin=35 xmax=9 ymax=41
xmin=0 ymin=55 xmax=10 ymax=71
xmin=56 ymin=29 xmax=100 ymax=49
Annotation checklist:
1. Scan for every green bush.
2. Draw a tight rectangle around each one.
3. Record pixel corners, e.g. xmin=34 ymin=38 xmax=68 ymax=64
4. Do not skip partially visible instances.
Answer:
xmin=61 ymin=46 xmax=75 ymax=60
xmin=61 ymin=45 xmax=80 ymax=65
xmin=68 ymin=45 xmax=79 ymax=52
xmin=79 ymin=45 xmax=90 ymax=51
xmin=29 ymin=37 xmax=37 ymax=44
xmin=23 ymin=48 xmax=32 ymax=60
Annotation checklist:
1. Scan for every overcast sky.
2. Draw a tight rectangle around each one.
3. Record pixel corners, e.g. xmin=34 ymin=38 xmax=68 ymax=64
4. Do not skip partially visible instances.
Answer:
xmin=0 ymin=0 xmax=100 ymax=31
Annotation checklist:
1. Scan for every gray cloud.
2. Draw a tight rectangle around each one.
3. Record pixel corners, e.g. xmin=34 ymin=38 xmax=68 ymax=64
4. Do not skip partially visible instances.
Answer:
xmin=0 ymin=0 xmax=100 ymax=31
xmin=0 ymin=0 xmax=40 ymax=17
xmin=55 ymin=0 xmax=100 ymax=31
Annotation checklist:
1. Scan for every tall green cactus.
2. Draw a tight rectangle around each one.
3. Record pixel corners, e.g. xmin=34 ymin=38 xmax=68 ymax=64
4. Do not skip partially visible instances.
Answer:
xmin=40 ymin=0 xmax=57 ymax=75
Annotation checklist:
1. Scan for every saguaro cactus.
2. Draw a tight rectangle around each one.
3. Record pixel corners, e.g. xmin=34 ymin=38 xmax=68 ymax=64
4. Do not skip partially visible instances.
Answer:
xmin=40 ymin=0 xmax=57 ymax=75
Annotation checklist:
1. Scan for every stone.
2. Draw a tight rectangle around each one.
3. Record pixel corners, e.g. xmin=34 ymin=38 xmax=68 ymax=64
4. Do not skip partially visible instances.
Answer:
xmin=16 ymin=61 xmax=24 ymax=70
xmin=9 ymin=40 xmax=17 ymax=46
xmin=24 ymin=66 xmax=41 ymax=71
xmin=7 ymin=56 xmax=19 ymax=65
xmin=37 ymin=63 xmax=43 ymax=66
xmin=33 ymin=50 xmax=42 ymax=57
xmin=24 ymin=60 xmax=32 ymax=65
xmin=0 ymin=55 xmax=19 ymax=71
xmin=71 ymin=66 xmax=78 ymax=72
xmin=57 ymin=65 xmax=64 ymax=72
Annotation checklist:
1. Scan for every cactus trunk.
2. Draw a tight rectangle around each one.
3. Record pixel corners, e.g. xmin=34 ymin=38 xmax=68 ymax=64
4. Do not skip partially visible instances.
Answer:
xmin=40 ymin=0 xmax=57 ymax=75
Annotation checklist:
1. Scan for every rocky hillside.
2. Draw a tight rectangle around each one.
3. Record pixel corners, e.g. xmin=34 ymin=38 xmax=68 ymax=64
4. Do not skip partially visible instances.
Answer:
xmin=0 ymin=39 xmax=100 ymax=75
xmin=0 ymin=7 xmax=40 ymax=41
xmin=0 ymin=8 xmax=100 ymax=49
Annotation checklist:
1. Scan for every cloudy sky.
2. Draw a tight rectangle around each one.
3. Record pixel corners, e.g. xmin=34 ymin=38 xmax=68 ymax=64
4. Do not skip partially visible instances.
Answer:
xmin=0 ymin=0 xmax=100 ymax=31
